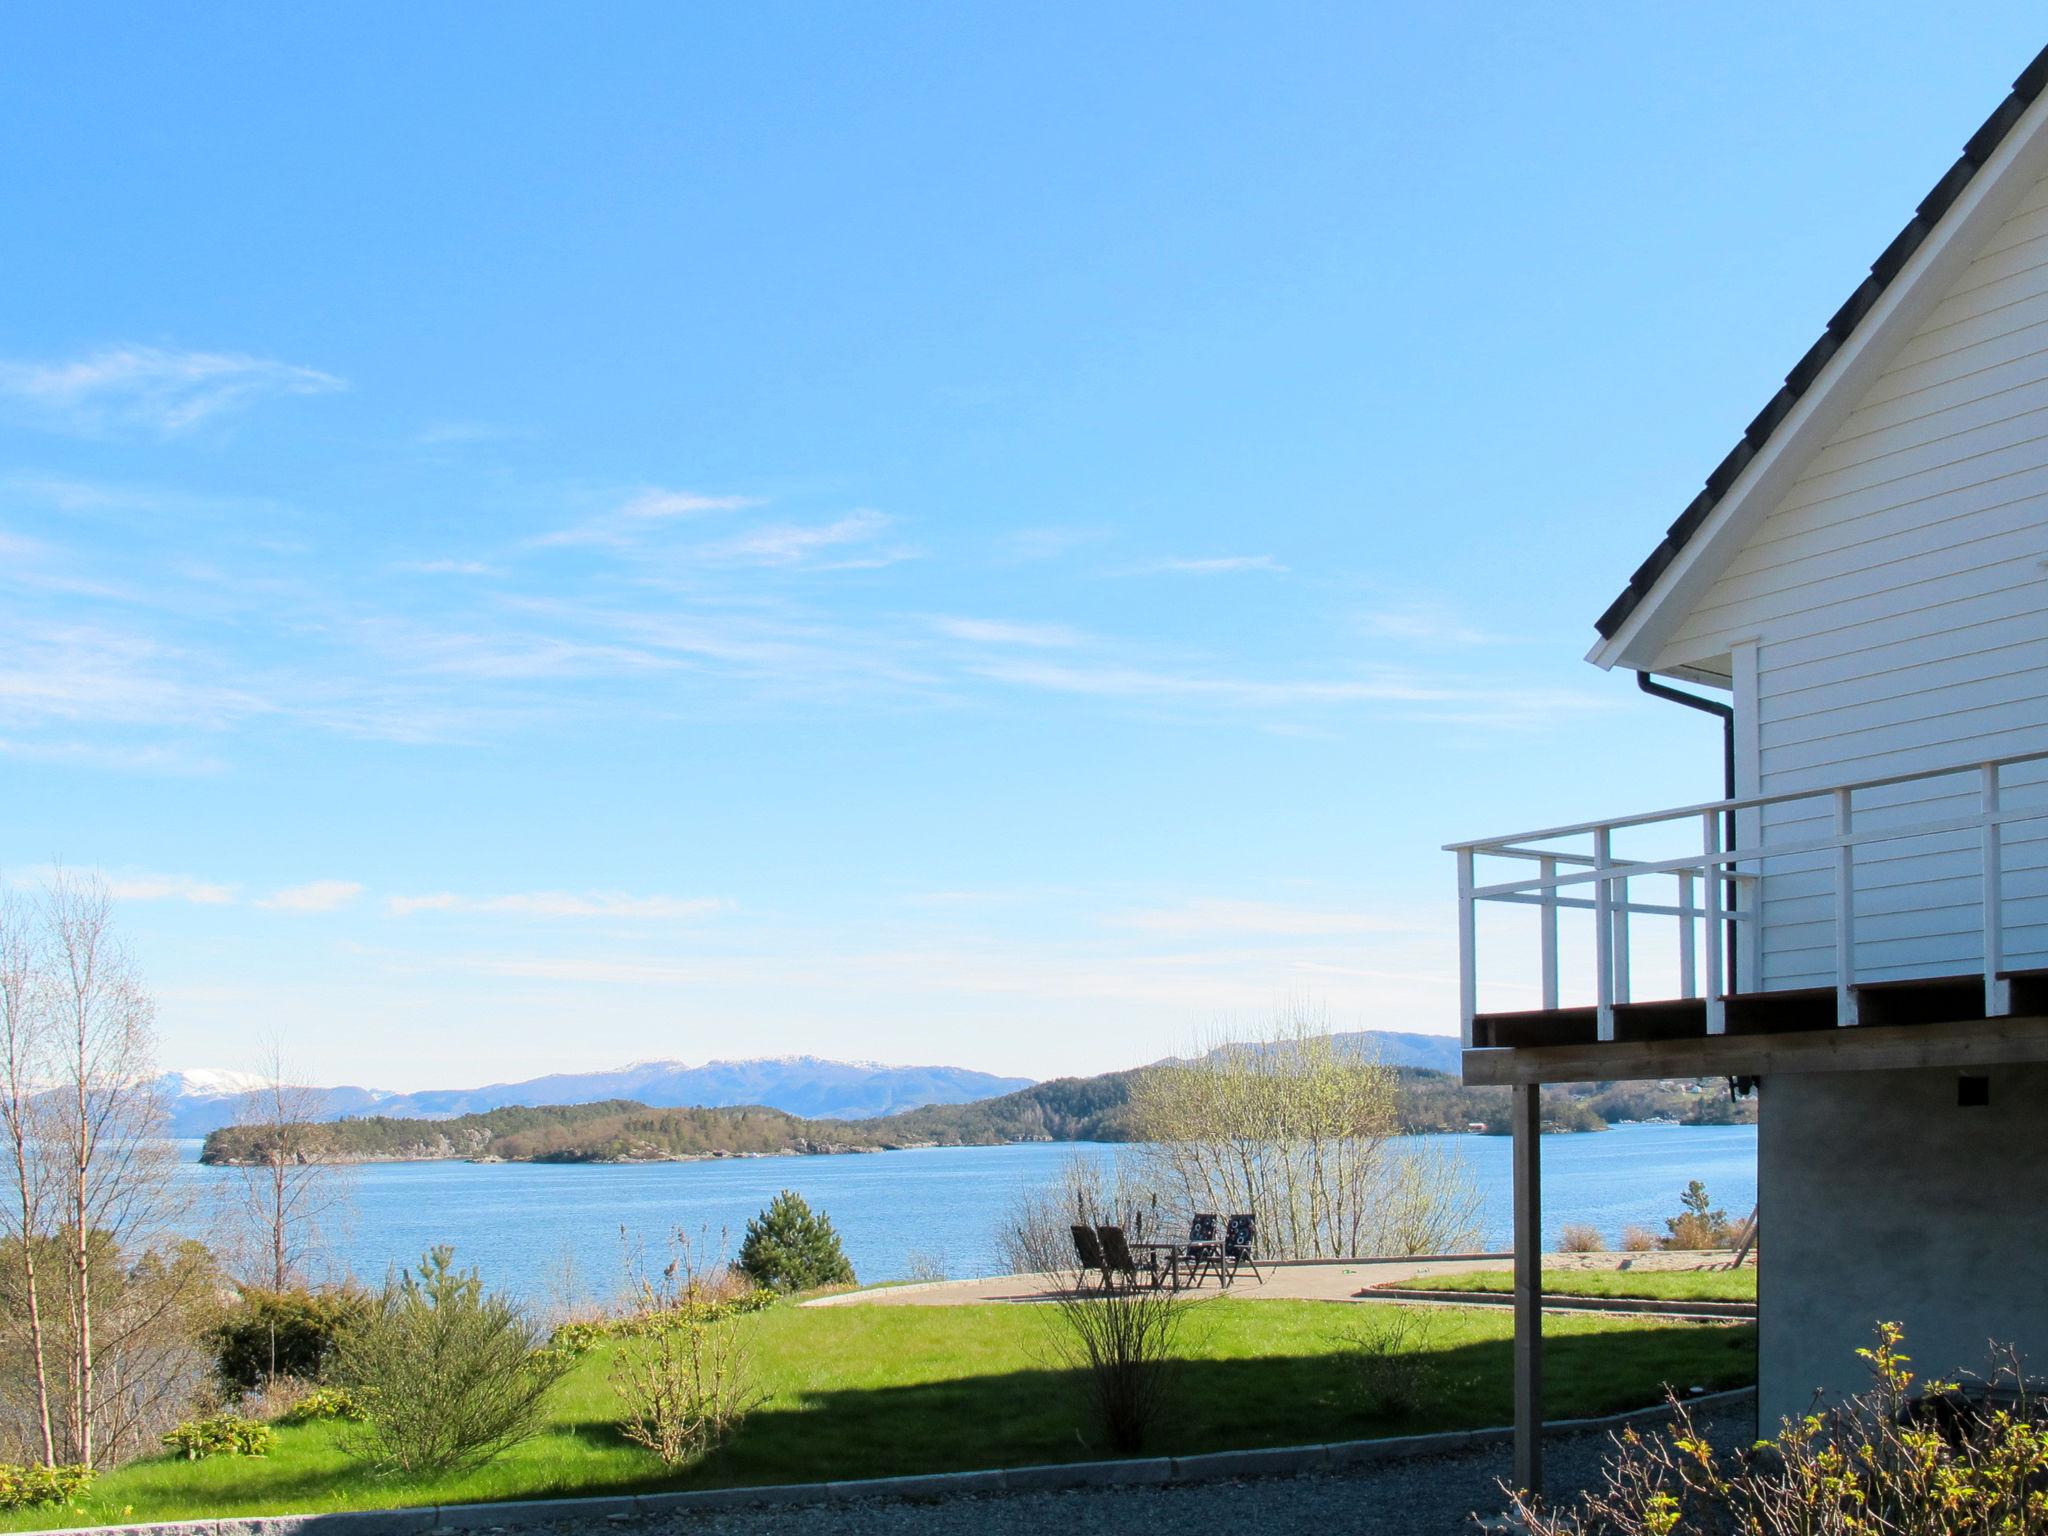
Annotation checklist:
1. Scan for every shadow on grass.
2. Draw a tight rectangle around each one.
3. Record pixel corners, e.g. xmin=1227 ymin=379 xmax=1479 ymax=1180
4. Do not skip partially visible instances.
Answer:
xmin=694 ymin=1322 xmax=1757 ymax=1488
xmin=20 ymin=1322 xmax=1756 ymax=1530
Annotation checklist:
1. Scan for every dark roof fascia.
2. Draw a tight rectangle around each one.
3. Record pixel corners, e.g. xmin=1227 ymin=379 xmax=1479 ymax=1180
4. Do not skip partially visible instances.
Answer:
xmin=1594 ymin=44 xmax=2048 ymax=643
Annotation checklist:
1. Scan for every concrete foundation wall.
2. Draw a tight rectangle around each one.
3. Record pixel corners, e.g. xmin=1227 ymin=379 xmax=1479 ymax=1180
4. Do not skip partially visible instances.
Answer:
xmin=1759 ymin=1065 xmax=2048 ymax=1426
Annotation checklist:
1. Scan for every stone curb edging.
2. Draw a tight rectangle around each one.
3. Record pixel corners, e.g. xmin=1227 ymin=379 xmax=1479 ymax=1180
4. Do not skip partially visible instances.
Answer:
xmin=41 ymin=1387 xmax=1758 ymax=1536
xmin=1362 ymin=1288 xmax=1757 ymax=1320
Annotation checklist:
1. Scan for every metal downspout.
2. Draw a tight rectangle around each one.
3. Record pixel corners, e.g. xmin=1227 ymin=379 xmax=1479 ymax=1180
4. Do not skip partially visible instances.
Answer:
xmin=1634 ymin=671 xmax=1739 ymax=991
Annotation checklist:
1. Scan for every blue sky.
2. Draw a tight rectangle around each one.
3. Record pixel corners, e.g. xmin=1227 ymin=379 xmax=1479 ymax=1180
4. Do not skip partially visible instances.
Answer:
xmin=1 ymin=6 xmax=2040 ymax=1087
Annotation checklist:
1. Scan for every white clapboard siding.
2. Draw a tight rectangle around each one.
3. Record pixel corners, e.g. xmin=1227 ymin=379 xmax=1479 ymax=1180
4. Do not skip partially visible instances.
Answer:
xmin=1660 ymin=167 xmax=2048 ymax=990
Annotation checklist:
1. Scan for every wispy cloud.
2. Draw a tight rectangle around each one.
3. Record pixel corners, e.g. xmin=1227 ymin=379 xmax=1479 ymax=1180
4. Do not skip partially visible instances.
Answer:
xmin=0 ymin=736 xmax=228 ymax=775
xmin=7 ymin=864 xmax=243 ymax=904
xmin=1137 ymin=555 xmax=1288 ymax=575
xmin=0 ymin=345 xmax=344 ymax=437
xmin=0 ymin=620 xmax=275 ymax=731
xmin=690 ymin=509 xmax=913 ymax=570
xmin=929 ymin=616 xmax=1087 ymax=649
xmin=970 ymin=659 xmax=1449 ymax=708
xmin=970 ymin=658 xmax=1605 ymax=724
xmin=1106 ymin=898 xmax=1418 ymax=937
xmin=414 ymin=420 xmax=517 ymax=446
xmin=391 ymin=559 xmax=504 ymax=577
xmin=533 ymin=487 xmax=762 ymax=549
xmin=258 ymin=880 xmax=364 ymax=912
xmin=388 ymin=890 xmax=734 ymax=920
xmin=104 ymin=871 xmax=235 ymax=904
xmin=1355 ymin=600 xmax=1508 ymax=647
xmin=996 ymin=526 xmax=1108 ymax=564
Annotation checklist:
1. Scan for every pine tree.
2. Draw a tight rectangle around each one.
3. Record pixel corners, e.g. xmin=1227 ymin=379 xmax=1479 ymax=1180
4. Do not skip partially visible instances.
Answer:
xmin=737 ymin=1190 xmax=854 ymax=1292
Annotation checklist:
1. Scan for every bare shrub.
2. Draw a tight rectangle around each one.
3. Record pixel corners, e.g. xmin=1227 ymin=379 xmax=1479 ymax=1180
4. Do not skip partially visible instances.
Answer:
xmin=609 ymin=1230 xmax=762 ymax=1468
xmin=900 ymin=1248 xmax=948 ymax=1284
xmin=1660 ymin=1179 xmax=1735 ymax=1250
xmin=1510 ymin=1323 xmax=2047 ymax=1535
xmin=1558 ymin=1223 xmax=1606 ymax=1253
xmin=1618 ymin=1225 xmax=1659 ymax=1252
xmin=1003 ymin=1156 xmax=1193 ymax=1453
xmin=332 ymin=1247 xmax=571 ymax=1474
xmin=234 ymin=1374 xmax=315 ymax=1424
xmin=1338 ymin=1306 xmax=1440 ymax=1418
xmin=1372 ymin=1146 xmax=1485 ymax=1256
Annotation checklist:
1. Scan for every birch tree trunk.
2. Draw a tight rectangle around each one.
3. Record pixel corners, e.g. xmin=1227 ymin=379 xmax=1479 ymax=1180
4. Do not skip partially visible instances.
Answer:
xmin=41 ymin=876 xmax=176 ymax=1468
xmin=0 ymin=892 xmax=56 ymax=1465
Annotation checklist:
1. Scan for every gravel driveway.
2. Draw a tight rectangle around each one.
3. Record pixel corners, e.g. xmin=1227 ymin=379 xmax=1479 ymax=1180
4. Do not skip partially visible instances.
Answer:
xmin=538 ymin=1405 xmax=1749 ymax=1536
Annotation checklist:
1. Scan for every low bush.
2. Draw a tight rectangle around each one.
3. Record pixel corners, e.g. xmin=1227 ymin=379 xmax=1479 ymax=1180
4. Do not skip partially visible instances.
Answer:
xmin=552 ymin=1287 xmax=773 ymax=1356
xmin=162 ymin=1415 xmax=274 ymax=1461
xmin=332 ymin=1247 xmax=575 ymax=1475
xmin=610 ymin=1234 xmax=764 ymax=1468
xmin=210 ymin=1286 xmax=372 ymax=1389
xmin=276 ymin=1385 xmax=368 ymax=1425
xmin=1558 ymin=1223 xmax=1606 ymax=1253
xmin=1338 ymin=1307 xmax=1441 ymax=1417
xmin=1618 ymin=1225 xmax=1660 ymax=1252
xmin=1511 ymin=1323 xmax=2046 ymax=1534
xmin=737 ymin=1191 xmax=854 ymax=1292
xmin=1002 ymin=1155 xmax=1193 ymax=1453
xmin=0 ymin=1463 xmax=93 ymax=1509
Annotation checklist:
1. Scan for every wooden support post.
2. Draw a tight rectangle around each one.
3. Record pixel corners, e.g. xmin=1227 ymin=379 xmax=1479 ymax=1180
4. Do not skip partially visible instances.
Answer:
xmin=1678 ymin=871 xmax=1697 ymax=1000
xmin=1612 ymin=873 xmax=1632 ymax=1006
xmin=1539 ymin=856 xmax=1559 ymax=1012
xmin=1834 ymin=787 xmax=1859 ymax=1026
xmin=1984 ymin=765 xmax=2011 ymax=1017
xmin=1512 ymin=1082 xmax=1543 ymax=1496
xmin=1593 ymin=828 xmax=1615 ymax=1042
xmin=1702 ymin=812 xmax=1726 ymax=1035
xmin=1458 ymin=847 xmax=1478 ymax=1047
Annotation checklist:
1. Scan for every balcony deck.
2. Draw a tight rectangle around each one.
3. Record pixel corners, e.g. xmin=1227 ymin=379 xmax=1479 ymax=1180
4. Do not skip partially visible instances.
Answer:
xmin=1449 ymin=748 xmax=2048 ymax=1088
xmin=1464 ymin=967 xmax=2048 ymax=1085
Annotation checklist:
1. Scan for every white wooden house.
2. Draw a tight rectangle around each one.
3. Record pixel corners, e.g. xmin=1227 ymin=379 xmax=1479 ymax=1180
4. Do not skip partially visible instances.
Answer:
xmin=1451 ymin=45 xmax=2048 ymax=1491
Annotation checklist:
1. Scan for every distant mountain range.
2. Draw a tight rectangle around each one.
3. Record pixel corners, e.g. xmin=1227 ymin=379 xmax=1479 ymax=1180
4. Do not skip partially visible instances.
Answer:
xmin=157 ymin=1056 xmax=1038 ymax=1137
xmin=161 ymin=1030 xmax=1470 ymax=1139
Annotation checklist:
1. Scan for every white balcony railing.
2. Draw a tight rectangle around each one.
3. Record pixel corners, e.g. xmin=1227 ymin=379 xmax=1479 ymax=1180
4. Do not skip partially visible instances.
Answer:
xmin=1447 ymin=747 xmax=2048 ymax=1048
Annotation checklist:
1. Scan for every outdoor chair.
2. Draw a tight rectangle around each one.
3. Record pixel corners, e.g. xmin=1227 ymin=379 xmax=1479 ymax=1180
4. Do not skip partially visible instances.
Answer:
xmin=1095 ymin=1224 xmax=1157 ymax=1290
xmin=1179 ymin=1212 xmax=1221 ymax=1286
xmin=1219 ymin=1212 xmax=1262 ymax=1285
xmin=1070 ymin=1223 xmax=1110 ymax=1291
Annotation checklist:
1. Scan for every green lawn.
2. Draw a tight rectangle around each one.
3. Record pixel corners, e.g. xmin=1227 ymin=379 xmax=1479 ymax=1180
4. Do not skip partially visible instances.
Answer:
xmin=12 ymin=1301 xmax=1756 ymax=1531
xmin=1392 ymin=1267 xmax=1757 ymax=1303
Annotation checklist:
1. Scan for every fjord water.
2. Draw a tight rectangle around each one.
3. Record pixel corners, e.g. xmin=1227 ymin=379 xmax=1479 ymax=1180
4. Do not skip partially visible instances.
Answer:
xmin=179 ymin=1123 xmax=1756 ymax=1305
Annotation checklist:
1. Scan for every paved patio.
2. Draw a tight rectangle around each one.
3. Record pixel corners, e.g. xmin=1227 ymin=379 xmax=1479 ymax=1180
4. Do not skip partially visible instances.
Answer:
xmin=807 ymin=1249 xmax=1742 ymax=1308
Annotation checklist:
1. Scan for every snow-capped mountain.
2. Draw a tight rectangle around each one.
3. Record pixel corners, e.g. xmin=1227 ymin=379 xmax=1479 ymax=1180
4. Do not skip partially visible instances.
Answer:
xmin=157 ymin=1055 xmax=1036 ymax=1136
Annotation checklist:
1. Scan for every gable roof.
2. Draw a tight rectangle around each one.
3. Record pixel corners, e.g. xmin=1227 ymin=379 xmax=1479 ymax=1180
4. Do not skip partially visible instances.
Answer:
xmin=1593 ymin=44 xmax=2048 ymax=648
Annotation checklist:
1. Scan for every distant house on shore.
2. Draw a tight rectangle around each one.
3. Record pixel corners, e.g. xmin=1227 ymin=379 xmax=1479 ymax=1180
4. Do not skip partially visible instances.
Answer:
xmin=1451 ymin=43 xmax=2048 ymax=1491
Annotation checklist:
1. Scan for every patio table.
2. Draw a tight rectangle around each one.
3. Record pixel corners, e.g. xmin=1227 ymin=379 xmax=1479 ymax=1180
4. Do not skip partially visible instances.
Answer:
xmin=1132 ymin=1241 xmax=1187 ymax=1290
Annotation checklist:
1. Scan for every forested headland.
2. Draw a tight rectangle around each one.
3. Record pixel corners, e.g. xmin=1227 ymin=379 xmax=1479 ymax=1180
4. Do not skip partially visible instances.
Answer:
xmin=200 ymin=1065 xmax=1752 ymax=1166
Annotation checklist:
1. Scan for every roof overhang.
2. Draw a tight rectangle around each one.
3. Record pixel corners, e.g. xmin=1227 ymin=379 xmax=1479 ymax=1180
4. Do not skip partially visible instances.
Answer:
xmin=1589 ymin=50 xmax=2048 ymax=675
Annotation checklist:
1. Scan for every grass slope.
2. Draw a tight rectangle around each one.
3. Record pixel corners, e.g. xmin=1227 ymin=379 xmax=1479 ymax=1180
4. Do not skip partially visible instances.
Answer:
xmin=1393 ymin=1268 xmax=1757 ymax=1303
xmin=14 ymin=1302 xmax=1756 ymax=1530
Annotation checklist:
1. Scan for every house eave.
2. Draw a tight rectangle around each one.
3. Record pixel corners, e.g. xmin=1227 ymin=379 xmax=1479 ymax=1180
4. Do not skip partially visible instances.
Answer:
xmin=1586 ymin=59 xmax=2048 ymax=673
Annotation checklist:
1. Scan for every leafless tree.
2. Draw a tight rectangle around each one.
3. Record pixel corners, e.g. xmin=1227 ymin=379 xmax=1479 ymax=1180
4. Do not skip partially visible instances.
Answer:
xmin=230 ymin=1036 xmax=351 ymax=1295
xmin=1128 ymin=1006 xmax=1481 ymax=1260
xmin=0 ymin=890 xmax=57 ymax=1463
xmin=39 ymin=873 xmax=186 ymax=1466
